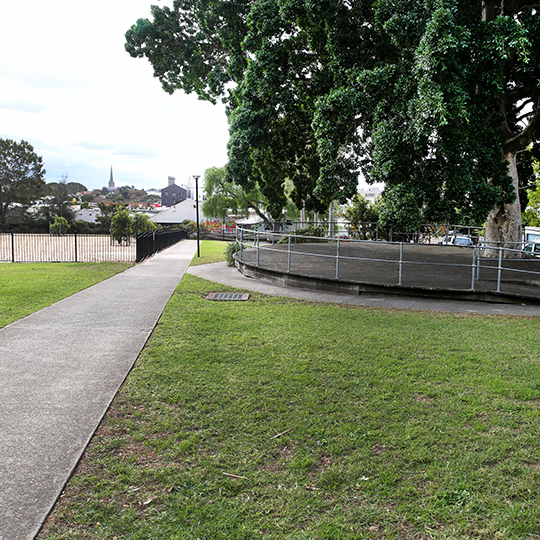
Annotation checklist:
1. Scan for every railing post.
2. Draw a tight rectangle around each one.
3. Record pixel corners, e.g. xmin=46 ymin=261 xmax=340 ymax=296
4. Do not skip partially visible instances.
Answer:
xmin=287 ymin=234 xmax=291 ymax=272
xmin=471 ymin=247 xmax=476 ymax=290
xmin=240 ymin=228 xmax=244 ymax=260
xmin=336 ymin=239 xmax=340 ymax=279
xmin=398 ymin=242 xmax=403 ymax=286
xmin=497 ymin=246 xmax=503 ymax=293
xmin=256 ymin=230 xmax=260 ymax=266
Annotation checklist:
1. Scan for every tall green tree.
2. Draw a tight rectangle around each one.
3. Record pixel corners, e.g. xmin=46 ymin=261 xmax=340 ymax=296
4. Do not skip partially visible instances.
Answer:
xmin=47 ymin=174 xmax=75 ymax=222
xmin=127 ymin=1 xmax=540 ymax=254
xmin=0 ymin=138 xmax=46 ymax=225
xmin=111 ymin=208 xmax=133 ymax=244
xmin=312 ymin=0 xmax=539 ymax=254
xmin=202 ymin=165 xmax=274 ymax=225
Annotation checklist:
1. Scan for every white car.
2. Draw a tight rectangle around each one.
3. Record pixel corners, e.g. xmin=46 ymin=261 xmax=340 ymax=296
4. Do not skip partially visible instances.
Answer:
xmin=438 ymin=234 xmax=473 ymax=247
xmin=522 ymin=243 xmax=540 ymax=257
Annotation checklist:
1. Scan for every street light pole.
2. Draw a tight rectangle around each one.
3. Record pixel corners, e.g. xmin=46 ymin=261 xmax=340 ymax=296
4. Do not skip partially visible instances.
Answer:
xmin=193 ymin=175 xmax=200 ymax=258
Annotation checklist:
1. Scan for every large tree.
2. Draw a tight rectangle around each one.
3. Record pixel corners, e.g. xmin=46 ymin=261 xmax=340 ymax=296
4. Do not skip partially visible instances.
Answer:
xmin=127 ymin=1 xmax=540 ymax=254
xmin=0 ymin=138 xmax=46 ymax=225
xmin=312 ymin=0 xmax=539 ymax=254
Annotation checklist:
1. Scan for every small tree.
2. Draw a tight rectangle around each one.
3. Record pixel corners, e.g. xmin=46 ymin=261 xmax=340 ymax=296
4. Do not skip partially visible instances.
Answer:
xmin=343 ymin=194 xmax=380 ymax=224
xmin=96 ymin=202 xmax=125 ymax=233
xmin=111 ymin=208 xmax=133 ymax=244
xmin=50 ymin=215 xmax=69 ymax=235
xmin=133 ymin=213 xmax=157 ymax=235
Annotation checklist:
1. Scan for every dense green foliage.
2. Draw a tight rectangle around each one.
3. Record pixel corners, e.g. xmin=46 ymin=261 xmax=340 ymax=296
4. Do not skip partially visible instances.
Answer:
xmin=127 ymin=1 xmax=540 ymax=236
xmin=342 ymin=193 xmax=380 ymax=225
xmin=0 ymin=138 xmax=46 ymax=226
xmin=49 ymin=216 xmax=69 ymax=235
xmin=523 ymin=160 xmax=540 ymax=226
xmin=111 ymin=208 xmax=157 ymax=244
xmin=202 ymin=165 xmax=268 ymax=222
xmin=39 ymin=275 xmax=540 ymax=539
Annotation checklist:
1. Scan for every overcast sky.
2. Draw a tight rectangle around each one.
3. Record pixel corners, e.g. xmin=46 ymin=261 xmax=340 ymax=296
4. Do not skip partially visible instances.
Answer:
xmin=0 ymin=0 xmax=230 ymax=192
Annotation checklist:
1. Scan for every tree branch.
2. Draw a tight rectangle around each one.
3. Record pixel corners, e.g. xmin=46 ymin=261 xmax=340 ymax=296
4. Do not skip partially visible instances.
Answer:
xmin=503 ymin=103 xmax=539 ymax=154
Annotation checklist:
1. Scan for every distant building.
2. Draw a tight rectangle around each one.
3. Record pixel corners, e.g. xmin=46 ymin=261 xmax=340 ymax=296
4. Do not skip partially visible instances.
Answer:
xmin=75 ymin=207 xmax=99 ymax=224
xmin=161 ymin=177 xmax=188 ymax=207
xmin=150 ymin=199 xmax=199 ymax=225
xmin=106 ymin=166 xmax=119 ymax=193
xmin=358 ymin=186 xmax=382 ymax=202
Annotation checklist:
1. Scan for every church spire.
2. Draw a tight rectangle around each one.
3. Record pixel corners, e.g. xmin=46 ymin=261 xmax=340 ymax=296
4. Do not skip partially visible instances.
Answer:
xmin=109 ymin=166 xmax=115 ymax=189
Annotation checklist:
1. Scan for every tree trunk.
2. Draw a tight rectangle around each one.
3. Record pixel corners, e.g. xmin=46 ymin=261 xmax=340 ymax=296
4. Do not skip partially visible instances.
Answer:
xmin=484 ymin=152 xmax=522 ymax=258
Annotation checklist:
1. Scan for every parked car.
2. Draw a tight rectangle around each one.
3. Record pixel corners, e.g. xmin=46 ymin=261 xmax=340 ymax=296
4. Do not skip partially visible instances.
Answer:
xmin=522 ymin=243 xmax=540 ymax=257
xmin=438 ymin=234 xmax=473 ymax=247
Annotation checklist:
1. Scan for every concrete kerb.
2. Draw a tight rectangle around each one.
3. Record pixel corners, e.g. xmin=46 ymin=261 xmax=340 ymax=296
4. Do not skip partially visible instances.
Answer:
xmin=0 ymin=240 xmax=198 ymax=540
xmin=188 ymin=261 xmax=540 ymax=317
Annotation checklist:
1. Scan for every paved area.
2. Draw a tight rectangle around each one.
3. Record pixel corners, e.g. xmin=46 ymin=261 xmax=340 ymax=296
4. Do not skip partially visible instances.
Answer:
xmin=0 ymin=240 xmax=197 ymax=540
xmin=3 ymin=239 xmax=540 ymax=540
xmin=189 ymin=261 xmax=540 ymax=316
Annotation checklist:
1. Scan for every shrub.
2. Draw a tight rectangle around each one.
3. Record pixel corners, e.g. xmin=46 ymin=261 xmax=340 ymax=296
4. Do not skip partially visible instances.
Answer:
xmin=225 ymin=242 xmax=238 ymax=267
xmin=50 ymin=216 xmax=69 ymax=235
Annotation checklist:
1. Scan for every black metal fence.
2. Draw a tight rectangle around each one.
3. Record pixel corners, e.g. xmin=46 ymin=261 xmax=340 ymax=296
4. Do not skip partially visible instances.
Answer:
xmin=135 ymin=229 xmax=187 ymax=262
xmin=0 ymin=229 xmax=188 ymax=263
xmin=0 ymin=233 xmax=136 ymax=263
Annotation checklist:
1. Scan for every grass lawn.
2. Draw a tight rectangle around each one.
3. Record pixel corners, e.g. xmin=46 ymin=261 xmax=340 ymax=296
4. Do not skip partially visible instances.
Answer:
xmin=0 ymin=262 xmax=132 ymax=328
xmin=189 ymin=239 xmax=229 ymax=266
xmin=38 ymin=274 xmax=540 ymax=539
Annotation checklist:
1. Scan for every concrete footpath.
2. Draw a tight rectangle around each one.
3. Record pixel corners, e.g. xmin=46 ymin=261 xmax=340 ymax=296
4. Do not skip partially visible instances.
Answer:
xmin=0 ymin=240 xmax=197 ymax=540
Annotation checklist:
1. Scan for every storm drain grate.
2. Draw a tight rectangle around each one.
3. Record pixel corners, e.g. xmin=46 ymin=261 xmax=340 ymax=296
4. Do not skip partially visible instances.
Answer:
xmin=205 ymin=293 xmax=250 ymax=301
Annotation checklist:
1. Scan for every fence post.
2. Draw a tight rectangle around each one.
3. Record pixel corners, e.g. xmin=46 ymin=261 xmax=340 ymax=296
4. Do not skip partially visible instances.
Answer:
xmin=287 ymin=234 xmax=291 ymax=272
xmin=336 ymin=239 xmax=340 ymax=279
xmin=11 ymin=232 xmax=15 ymax=263
xmin=398 ymin=242 xmax=403 ymax=286
xmin=74 ymin=233 xmax=78 ymax=263
xmin=497 ymin=246 xmax=503 ymax=293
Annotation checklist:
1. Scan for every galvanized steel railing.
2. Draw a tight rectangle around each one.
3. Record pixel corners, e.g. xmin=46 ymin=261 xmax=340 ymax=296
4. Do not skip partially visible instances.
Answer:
xmin=235 ymin=227 xmax=540 ymax=297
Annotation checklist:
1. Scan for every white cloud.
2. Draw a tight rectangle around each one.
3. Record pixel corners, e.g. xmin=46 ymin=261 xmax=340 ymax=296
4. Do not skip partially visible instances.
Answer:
xmin=0 ymin=0 xmax=230 ymax=191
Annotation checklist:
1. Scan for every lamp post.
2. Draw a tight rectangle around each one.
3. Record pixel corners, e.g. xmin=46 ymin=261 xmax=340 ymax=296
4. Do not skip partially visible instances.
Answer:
xmin=193 ymin=175 xmax=201 ymax=257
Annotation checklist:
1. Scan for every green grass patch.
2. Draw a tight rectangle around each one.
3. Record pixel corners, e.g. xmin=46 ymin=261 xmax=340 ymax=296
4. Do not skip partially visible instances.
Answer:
xmin=0 ymin=262 xmax=132 ymax=327
xmin=189 ymin=240 xmax=228 ymax=266
xmin=39 ymin=275 xmax=540 ymax=539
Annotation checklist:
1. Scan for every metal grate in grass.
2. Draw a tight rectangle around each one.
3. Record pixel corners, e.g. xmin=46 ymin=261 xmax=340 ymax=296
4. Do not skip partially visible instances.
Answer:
xmin=205 ymin=292 xmax=250 ymax=301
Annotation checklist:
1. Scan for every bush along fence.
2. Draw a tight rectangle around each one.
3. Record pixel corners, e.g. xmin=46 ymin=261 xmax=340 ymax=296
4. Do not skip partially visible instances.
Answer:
xmin=135 ymin=228 xmax=187 ymax=263
xmin=0 ymin=229 xmax=187 ymax=263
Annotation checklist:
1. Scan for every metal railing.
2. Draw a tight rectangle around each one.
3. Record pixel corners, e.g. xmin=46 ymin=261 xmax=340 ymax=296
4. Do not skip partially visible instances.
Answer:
xmin=0 ymin=230 xmax=188 ymax=264
xmin=135 ymin=228 xmax=187 ymax=263
xmin=0 ymin=233 xmax=136 ymax=263
xmin=235 ymin=227 xmax=540 ymax=298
